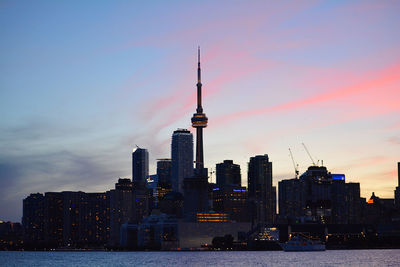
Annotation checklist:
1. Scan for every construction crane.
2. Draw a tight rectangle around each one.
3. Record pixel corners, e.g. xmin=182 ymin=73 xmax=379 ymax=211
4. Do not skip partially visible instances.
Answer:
xmin=302 ymin=143 xmax=317 ymax=166
xmin=289 ymin=148 xmax=299 ymax=179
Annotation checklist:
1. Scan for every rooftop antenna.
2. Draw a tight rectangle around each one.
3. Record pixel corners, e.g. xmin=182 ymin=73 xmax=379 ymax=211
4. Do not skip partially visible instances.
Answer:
xmin=289 ymin=148 xmax=299 ymax=179
xmin=302 ymin=143 xmax=316 ymax=166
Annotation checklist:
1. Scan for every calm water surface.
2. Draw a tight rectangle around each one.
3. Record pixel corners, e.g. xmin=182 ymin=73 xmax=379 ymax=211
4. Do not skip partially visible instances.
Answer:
xmin=1 ymin=250 xmax=400 ymax=267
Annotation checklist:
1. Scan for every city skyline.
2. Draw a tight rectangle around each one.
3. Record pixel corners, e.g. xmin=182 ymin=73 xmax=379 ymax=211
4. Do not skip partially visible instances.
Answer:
xmin=1 ymin=1 xmax=400 ymax=222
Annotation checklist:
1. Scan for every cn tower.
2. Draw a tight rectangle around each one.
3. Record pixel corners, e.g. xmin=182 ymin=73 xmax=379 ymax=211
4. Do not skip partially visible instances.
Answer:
xmin=191 ymin=47 xmax=208 ymax=171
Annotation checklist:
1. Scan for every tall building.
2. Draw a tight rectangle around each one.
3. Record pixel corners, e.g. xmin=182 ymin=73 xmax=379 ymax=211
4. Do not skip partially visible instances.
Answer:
xmin=184 ymin=47 xmax=209 ymax=218
xmin=278 ymin=178 xmax=303 ymax=223
xmin=157 ymin=159 xmax=172 ymax=189
xmin=109 ymin=178 xmax=134 ymax=246
xmin=278 ymin=166 xmax=362 ymax=224
xmin=22 ymin=193 xmax=45 ymax=248
xmin=171 ymin=129 xmax=193 ymax=194
xmin=248 ymin=154 xmax=275 ymax=225
xmin=132 ymin=148 xmax=149 ymax=182
xmin=216 ymin=160 xmax=241 ymax=187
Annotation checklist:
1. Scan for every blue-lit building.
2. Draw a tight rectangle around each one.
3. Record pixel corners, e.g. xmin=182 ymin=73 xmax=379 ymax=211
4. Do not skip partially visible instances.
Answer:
xmin=211 ymin=185 xmax=249 ymax=222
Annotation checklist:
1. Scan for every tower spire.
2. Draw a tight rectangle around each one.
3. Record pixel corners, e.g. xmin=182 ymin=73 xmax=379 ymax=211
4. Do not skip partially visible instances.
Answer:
xmin=197 ymin=46 xmax=201 ymax=83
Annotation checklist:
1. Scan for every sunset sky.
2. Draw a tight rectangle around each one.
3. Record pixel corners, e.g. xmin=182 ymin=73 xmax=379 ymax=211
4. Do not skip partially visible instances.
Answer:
xmin=1 ymin=0 xmax=400 ymax=222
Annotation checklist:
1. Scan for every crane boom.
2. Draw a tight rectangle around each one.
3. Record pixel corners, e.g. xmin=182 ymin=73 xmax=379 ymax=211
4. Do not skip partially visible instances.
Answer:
xmin=302 ymin=143 xmax=316 ymax=166
xmin=289 ymin=148 xmax=299 ymax=178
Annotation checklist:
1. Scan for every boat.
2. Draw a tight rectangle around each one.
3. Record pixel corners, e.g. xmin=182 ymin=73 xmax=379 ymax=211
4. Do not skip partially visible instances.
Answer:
xmin=279 ymin=233 xmax=325 ymax=252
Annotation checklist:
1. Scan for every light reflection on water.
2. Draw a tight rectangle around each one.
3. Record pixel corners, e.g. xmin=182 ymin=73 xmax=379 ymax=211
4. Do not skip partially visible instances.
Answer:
xmin=1 ymin=250 xmax=400 ymax=267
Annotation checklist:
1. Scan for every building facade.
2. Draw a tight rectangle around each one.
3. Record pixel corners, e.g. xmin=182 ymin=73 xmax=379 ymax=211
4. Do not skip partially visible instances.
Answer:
xmin=171 ymin=129 xmax=193 ymax=194
xmin=278 ymin=166 xmax=362 ymax=224
xmin=132 ymin=148 xmax=149 ymax=182
xmin=248 ymin=154 xmax=276 ymax=225
xmin=216 ymin=160 xmax=241 ymax=187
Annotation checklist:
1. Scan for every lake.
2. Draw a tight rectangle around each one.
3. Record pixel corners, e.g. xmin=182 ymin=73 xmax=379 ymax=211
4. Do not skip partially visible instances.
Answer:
xmin=1 ymin=250 xmax=400 ymax=266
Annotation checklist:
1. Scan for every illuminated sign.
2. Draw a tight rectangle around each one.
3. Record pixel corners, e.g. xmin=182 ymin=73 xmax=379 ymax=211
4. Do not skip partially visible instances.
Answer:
xmin=233 ymin=189 xmax=246 ymax=192
xmin=332 ymin=174 xmax=345 ymax=181
xmin=212 ymin=188 xmax=220 ymax=191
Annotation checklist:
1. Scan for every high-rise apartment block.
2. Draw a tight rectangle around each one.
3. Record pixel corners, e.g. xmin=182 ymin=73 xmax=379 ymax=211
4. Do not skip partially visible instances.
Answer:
xmin=278 ymin=166 xmax=361 ymax=224
xmin=132 ymin=148 xmax=149 ymax=182
xmin=248 ymin=154 xmax=276 ymax=225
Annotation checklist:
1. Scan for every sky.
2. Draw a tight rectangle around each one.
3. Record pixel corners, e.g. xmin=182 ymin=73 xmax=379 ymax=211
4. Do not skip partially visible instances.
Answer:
xmin=1 ymin=0 xmax=400 ymax=222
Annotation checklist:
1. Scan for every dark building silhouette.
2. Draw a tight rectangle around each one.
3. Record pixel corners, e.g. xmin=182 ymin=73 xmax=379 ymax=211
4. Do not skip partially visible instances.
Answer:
xmin=22 ymin=193 xmax=44 ymax=247
xmin=278 ymin=178 xmax=303 ymax=223
xmin=216 ymin=160 xmax=241 ymax=187
xmin=0 ymin=221 xmax=23 ymax=250
xmin=109 ymin=177 xmax=151 ymax=246
xmin=109 ymin=178 xmax=134 ymax=246
xmin=184 ymin=47 xmax=209 ymax=218
xmin=157 ymin=159 xmax=172 ymax=189
xmin=211 ymin=185 xmax=249 ymax=222
xmin=248 ymin=154 xmax=276 ymax=225
xmin=278 ymin=166 xmax=361 ymax=224
xmin=171 ymin=129 xmax=193 ymax=194
xmin=159 ymin=191 xmax=184 ymax=218
xmin=23 ymin=191 xmax=110 ymax=249
xmin=132 ymin=148 xmax=149 ymax=182
xmin=365 ymin=192 xmax=395 ymax=225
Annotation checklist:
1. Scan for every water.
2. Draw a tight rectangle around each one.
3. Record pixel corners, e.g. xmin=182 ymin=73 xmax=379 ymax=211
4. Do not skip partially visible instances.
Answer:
xmin=1 ymin=250 xmax=399 ymax=267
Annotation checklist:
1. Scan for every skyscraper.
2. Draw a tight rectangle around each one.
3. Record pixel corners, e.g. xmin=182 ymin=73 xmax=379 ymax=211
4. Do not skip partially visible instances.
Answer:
xmin=248 ymin=154 xmax=275 ymax=225
xmin=132 ymin=148 xmax=149 ymax=182
xmin=157 ymin=159 xmax=172 ymax=189
xmin=216 ymin=160 xmax=241 ymax=187
xmin=171 ymin=129 xmax=193 ymax=194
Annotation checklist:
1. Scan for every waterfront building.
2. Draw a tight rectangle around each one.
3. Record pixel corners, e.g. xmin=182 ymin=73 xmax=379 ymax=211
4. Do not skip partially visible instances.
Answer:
xmin=23 ymin=191 xmax=110 ymax=248
xmin=0 ymin=221 xmax=23 ymax=250
xmin=365 ymin=192 xmax=395 ymax=224
xmin=278 ymin=166 xmax=362 ymax=224
xmin=22 ymin=193 xmax=45 ymax=247
xmin=248 ymin=154 xmax=275 ymax=225
xmin=109 ymin=178 xmax=134 ymax=246
xmin=211 ymin=185 xmax=249 ymax=222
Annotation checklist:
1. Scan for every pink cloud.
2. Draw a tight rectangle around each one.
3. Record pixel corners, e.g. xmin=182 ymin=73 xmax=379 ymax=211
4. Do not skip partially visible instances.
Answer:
xmin=212 ymin=62 xmax=400 ymax=128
